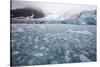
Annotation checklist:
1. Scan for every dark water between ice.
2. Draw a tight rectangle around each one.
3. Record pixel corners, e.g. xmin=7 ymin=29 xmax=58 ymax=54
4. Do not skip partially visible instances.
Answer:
xmin=11 ymin=24 xmax=96 ymax=66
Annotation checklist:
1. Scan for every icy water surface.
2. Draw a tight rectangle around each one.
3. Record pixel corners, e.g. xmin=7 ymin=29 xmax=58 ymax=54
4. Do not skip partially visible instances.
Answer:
xmin=11 ymin=24 xmax=96 ymax=66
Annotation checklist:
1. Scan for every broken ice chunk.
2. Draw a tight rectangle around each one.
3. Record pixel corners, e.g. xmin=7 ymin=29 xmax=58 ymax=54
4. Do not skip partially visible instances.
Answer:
xmin=40 ymin=25 xmax=46 ymax=29
xmin=33 ymin=52 xmax=44 ymax=57
xmin=34 ymin=45 xmax=39 ymax=49
xmin=17 ymin=56 xmax=21 ymax=61
xmin=51 ymin=61 xmax=58 ymax=64
xmin=80 ymin=54 xmax=91 ymax=62
xmin=40 ymin=47 xmax=46 ymax=50
xmin=43 ymin=37 xmax=48 ymax=40
xmin=28 ymin=60 xmax=35 ymax=65
xmin=13 ymin=51 xmax=20 ymax=55
xmin=34 ymin=37 xmax=39 ymax=43
xmin=43 ymin=37 xmax=49 ymax=43
xmin=65 ymin=51 xmax=71 ymax=62
xmin=65 ymin=56 xmax=71 ymax=62
xmin=17 ymin=28 xmax=24 ymax=32
xmin=81 ymin=51 xmax=89 ymax=55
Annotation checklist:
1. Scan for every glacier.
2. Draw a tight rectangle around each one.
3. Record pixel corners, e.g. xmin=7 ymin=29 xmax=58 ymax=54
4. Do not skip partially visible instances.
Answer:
xmin=11 ymin=10 xmax=96 ymax=25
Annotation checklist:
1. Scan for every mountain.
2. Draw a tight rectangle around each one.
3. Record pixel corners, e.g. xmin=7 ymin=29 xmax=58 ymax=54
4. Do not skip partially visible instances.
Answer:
xmin=11 ymin=7 xmax=45 ymax=19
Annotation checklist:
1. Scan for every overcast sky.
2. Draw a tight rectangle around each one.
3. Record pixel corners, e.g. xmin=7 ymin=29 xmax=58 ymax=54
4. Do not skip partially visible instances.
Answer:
xmin=11 ymin=0 xmax=96 ymax=19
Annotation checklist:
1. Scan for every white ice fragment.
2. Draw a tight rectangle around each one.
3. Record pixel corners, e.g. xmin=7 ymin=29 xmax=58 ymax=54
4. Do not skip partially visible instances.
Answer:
xmin=74 ymin=31 xmax=92 ymax=35
xmin=17 ymin=56 xmax=21 ymax=61
xmin=34 ymin=37 xmax=39 ymax=43
xmin=52 ymin=37 xmax=57 ymax=41
xmin=67 ymin=29 xmax=92 ymax=35
xmin=88 ymin=50 xmax=96 ymax=54
xmin=78 ymin=31 xmax=92 ymax=35
xmin=28 ymin=60 xmax=34 ymax=65
xmin=43 ymin=37 xmax=48 ymax=40
xmin=44 ymin=34 xmax=52 ymax=36
xmin=17 ymin=28 xmax=24 ymax=32
xmin=65 ymin=51 xmax=71 ymax=62
xmin=51 ymin=61 xmax=58 ymax=64
xmin=28 ymin=37 xmax=33 ymax=39
xmin=62 ymin=37 xmax=68 ymax=40
xmin=80 ymin=54 xmax=91 ymax=62
xmin=73 ymin=54 xmax=78 ymax=57
xmin=43 ymin=37 xmax=49 ymax=43
xmin=19 ymin=58 xmax=26 ymax=64
xmin=56 ymin=34 xmax=60 ymax=36
xmin=46 ymin=48 xmax=49 ymax=51
xmin=81 ymin=51 xmax=89 ymax=55
xmin=67 ymin=29 xmax=73 ymax=33
xmin=33 ymin=52 xmax=44 ymax=57
xmin=51 ymin=34 xmax=56 ymax=37
xmin=40 ymin=25 xmax=46 ymax=29
xmin=74 ymin=39 xmax=80 ymax=42
xmin=34 ymin=45 xmax=39 ymax=49
xmin=12 ymin=40 xmax=16 ymax=42
xmin=40 ymin=47 xmax=46 ymax=50
xmin=66 ymin=51 xmax=70 ymax=55
xmin=13 ymin=51 xmax=20 ymax=55
xmin=65 ymin=56 xmax=71 ymax=62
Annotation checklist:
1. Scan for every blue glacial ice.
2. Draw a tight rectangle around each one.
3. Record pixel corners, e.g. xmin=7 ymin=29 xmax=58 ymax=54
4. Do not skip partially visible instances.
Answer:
xmin=11 ymin=24 xmax=96 ymax=66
